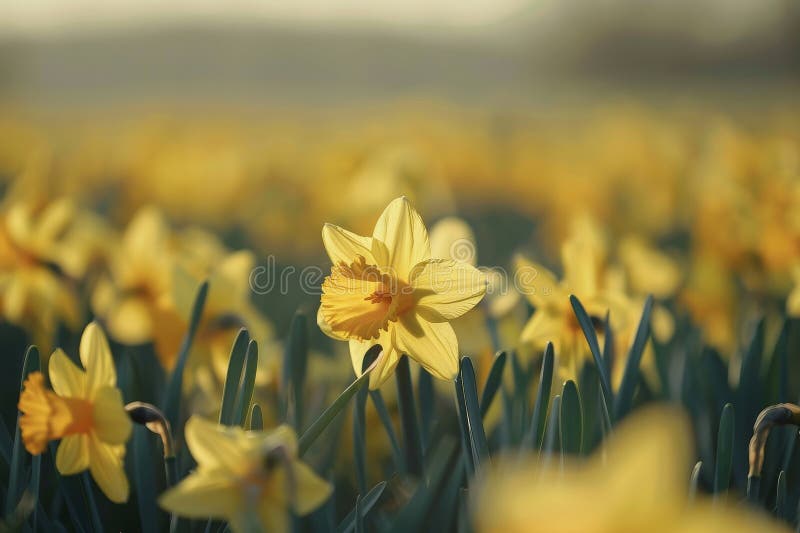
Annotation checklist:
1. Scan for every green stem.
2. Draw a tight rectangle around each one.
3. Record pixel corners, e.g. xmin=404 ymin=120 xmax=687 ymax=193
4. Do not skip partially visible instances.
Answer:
xmin=396 ymin=356 xmax=423 ymax=476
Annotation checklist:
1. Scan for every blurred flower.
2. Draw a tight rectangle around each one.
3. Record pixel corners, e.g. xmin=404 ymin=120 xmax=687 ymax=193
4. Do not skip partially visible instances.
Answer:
xmin=515 ymin=217 xmax=631 ymax=383
xmin=318 ymin=197 xmax=486 ymax=388
xmin=159 ymin=417 xmax=331 ymax=533
xmin=18 ymin=322 xmax=132 ymax=503
xmin=0 ymin=197 xmax=87 ymax=349
xmin=475 ymin=405 xmax=789 ymax=533
xmin=93 ymin=206 xmax=274 ymax=374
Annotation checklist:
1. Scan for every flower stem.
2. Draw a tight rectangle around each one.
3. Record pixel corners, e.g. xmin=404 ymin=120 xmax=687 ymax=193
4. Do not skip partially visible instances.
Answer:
xmin=395 ymin=356 xmax=424 ymax=477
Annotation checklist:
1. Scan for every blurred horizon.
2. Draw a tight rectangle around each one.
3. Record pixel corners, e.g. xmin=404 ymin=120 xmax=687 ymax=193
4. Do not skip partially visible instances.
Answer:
xmin=1 ymin=0 xmax=798 ymax=109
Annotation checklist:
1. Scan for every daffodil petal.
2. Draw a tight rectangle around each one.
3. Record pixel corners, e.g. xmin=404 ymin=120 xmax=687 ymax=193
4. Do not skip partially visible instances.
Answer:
xmin=184 ymin=416 xmax=248 ymax=471
xmin=322 ymin=223 xmax=374 ymax=265
xmin=259 ymin=424 xmax=299 ymax=458
xmin=255 ymin=498 xmax=289 ymax=533
xmin=519 ymin=309 xmax=563 ymax=348
xmin=395 ymin=315 xmax=458 ymax=381
xmin=411 ymin=259 xmax=486 ymax=321
xmin=514 ymin=255 xmax=563 ymax=308
xmin=348 ymin=328 xmax=400 ymax=389
xmin=371 ymin=197 xmax=430 ymax=279
xmin=88 ymin=435 xmax=129 ymax=503
xmin=92 ymin=387 xmax=133 ymax=445
xmin=80 ymin=322 xmax=117 ymax=394
xmin=107 ymin=297 xmax=154 ymax=345
xmin=159 ymin=468 xmax=241 ymax=520
xmin=55 ymin=434 xmax=90 ymax=475
xmin=49 ymin=348 xmax=86 ymax=398
xmin=317 ymin=305 xmax=348 ymax=341
xmin=290 ymin=460 xmax=333 ymax=515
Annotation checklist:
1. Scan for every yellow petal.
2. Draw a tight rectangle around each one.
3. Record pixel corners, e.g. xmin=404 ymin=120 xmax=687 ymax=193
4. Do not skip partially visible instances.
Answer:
xmin=317 ymin=305 xmax=348 ymax=341
xmin=88 ymin=435 xmax=129 ymax=503
xmin=411 ymin=259 xmax=486 ymax=321
xmin=55 ymin=434 xmax=90 ymax=475
xmin=49 ymin=348 xmax=86 ymax=398
xmin=258 ymin=424 xmax=299 ymax=459
xmin=254 ymin=498 xmax=289 ymax=533
xmin=429 ymin=216 xmax=477 ymax=266
xmin=322 ymin=223 xmax=374 ymax=265
xmin=395 ymin=315 xmax=458 ymax=381
xmin=348 ymin=327 xmax=400 ymax=389
xmin=107 ymin=297 xmax=154 ymax=345
xmin=371 ymin=197 xmax=430 ymax=279
xmin=80 ymin=322 xmax=117 ymax=395
xmin=514 ymin=255 xmax=563 ymax=309
xmin=184 ymin=416 xmax=248 ymax=471
xmin=519 ymin=309 xmax=563 ymax=348
xmin=561 ymin=238 xmax=598 ymax=297
xmin=92 ymin=387 xmax=133 ymax=445
xmin=159 ymin=468 xmax=241 ymax=521
xmin=290 ymin=460 xmax=332 ymax=515
xmin=598 ymin=404 xmax=692 ymax=507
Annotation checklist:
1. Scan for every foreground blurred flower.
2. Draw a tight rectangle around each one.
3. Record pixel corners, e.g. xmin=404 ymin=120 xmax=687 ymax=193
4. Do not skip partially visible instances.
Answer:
xmin=18 ymin=322 xmax=132 ymax=503
xmin=317 ymin=197 xmax=486 ymax=388
xmin=475 ymin=405 xmax=789 ymax=533
xmin=159 ymin=417 xmax=331 ymax=532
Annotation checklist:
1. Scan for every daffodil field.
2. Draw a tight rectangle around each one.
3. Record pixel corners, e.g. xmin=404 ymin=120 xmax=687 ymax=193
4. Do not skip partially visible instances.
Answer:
xmin=1 ymin=104 xmax=800 ymax=533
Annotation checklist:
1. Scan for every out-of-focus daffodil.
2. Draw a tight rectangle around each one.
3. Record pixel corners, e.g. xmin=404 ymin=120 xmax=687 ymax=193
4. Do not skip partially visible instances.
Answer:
xmin=159 ymin=417 xmax=331 ymax=533
xmin=515 ymin=217 xmax=630 ymax=383
xmin=0 ymin=197 xmax=84 ymax=350
xmin=475 ymin=405 xmax=790 ymax=533
xmin=317 ymin=197 xmax=486 ymax=388
xmin=18 ymin=322 xmax=132 ymax=503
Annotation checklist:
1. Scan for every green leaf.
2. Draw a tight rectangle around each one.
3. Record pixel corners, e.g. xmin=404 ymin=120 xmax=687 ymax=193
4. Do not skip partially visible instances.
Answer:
xmin=714 ymin=402 xmax=734 ymax=494
xmin=510 ymin=351 xmax=530 ymax=443
xmin=570 ymin=295 xmax=614 ymax=425
xmin=6 ymin=345 xmax=40 ymax=518
xmin=248 ymin=404 xmax=263 ymax=431
xmin=614 ymin=296 xmax=653 ymax=421
xmin=353 ymin=383 xmax=368 ymax=496
xmin=396 ymin=355 xmax=424 ymax=476
xmin=219 ymin=328 xmax=250 ymax=426
xmin=282 ymin=312 xmax=308 ymax=429
xmin=480 ymin=351 xmax=506 ymax=418
xmin=460 ymin=357 xmax=491 ymax=471
xmin=775 ymin=470 xmax=787 ymax=521
xmin=133 ymin=425 xmax=163 ymax=533
xmin=163 ymin=280 xmax=209 ymax=432
xmin=522 ymin=342 xmax=553 ymax=451
xmin=418 ymin=366 xmax=434 ymax=449
xmin=736 ymin=319 xmax=764 ymax=485
xmin=232 ymin=340 xmax=258 ymax=427
xmin=386 ymin=437 xmax=458 ymax=533
xmin=454 ymin=373 xmax=476 ymax=479
xmin=602 ymin=310 xmax=614 ymax=378
xmin=542 ymin=395 xmax=562 ymax=459
xmin=560 ymin=380 xmax=583 ymax=455
xmin=298 ymin=346 xmax=380 ymax=457
xmin=369 ymin=390 xmax=404 ymax=472
xmin=689 ymin=461 xmax=702 ymax=501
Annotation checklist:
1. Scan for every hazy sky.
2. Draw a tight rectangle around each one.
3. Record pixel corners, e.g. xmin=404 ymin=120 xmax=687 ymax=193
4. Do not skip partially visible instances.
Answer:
xmin=2 ymin=0 xmax=533 ymax=37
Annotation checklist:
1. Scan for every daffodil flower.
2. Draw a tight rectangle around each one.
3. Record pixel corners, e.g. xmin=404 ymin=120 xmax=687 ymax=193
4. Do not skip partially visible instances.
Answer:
xmin=476 ymin=406 xmax=790 ymax=533
xmin=159 ymin=417 xmax=331 ymax=533
xmin=18 ymin=322 xmax=132 ymax=503
xmin=317 ymin=197 xmax=487 ymax=388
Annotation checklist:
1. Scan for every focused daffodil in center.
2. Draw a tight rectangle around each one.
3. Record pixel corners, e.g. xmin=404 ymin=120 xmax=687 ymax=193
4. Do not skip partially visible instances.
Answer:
xmin=318 ymin=197 xmax=486 ymax=388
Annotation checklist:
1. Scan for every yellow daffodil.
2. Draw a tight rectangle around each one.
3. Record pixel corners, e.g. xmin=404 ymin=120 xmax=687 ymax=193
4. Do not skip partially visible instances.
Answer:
xmin=317 ymin=197 xmax=487 ymax=388
xmin=159 ymin=417 xmax=331 ymax=533
xmin=475 ymin=405 xmax=790 ymax=533
xmin=0 ymin=197 xmax=82 ymax=351
xmin=18 ymin=322 xmax=132 ymax=503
